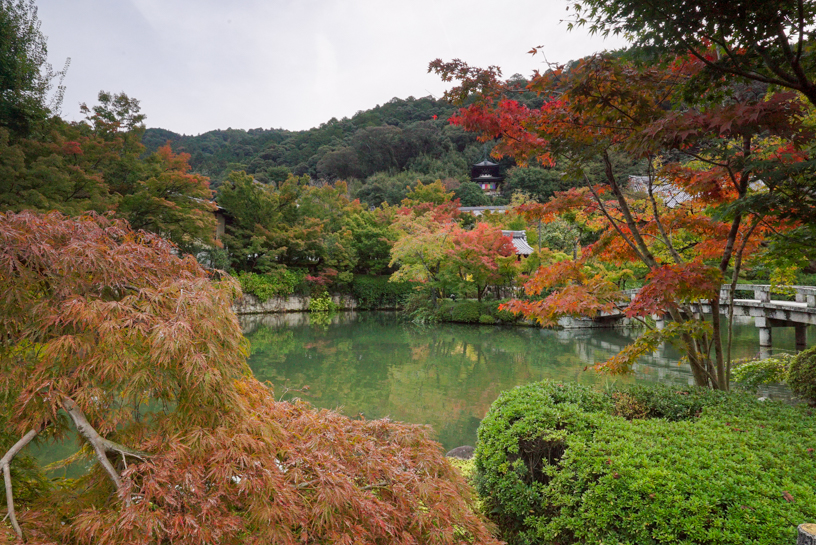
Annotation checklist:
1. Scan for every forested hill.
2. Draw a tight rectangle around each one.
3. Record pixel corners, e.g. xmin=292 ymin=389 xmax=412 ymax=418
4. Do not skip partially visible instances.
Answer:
xmin=142 ymin=95 xmax=475 ymax=182
xmin=141 ymin=91 xmax=623 ymax=207
xmin=141 ymin=95 xmax=541 ymax=207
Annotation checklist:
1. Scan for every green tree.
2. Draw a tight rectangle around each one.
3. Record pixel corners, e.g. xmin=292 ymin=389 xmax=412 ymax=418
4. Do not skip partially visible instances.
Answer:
xmin=453 ymin=181 xmax=490 ymax=206
xmin=0 ymin=0 xmax=67 ymax=140
xmin=118 ymin=144 xmax=216 ymax=252
xmin=569 ymin=0 xmax=816 ymax=106
xmin=344 ymin=208 xmax=396 ymax=275
xmin=218 ymin=173 xmax=361 ymax=279
xmin=402 ymin=179 xmax=454 ymax=206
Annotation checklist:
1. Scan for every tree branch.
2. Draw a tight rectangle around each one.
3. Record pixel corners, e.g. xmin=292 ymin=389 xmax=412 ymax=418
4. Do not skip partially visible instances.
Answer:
xmin=601 ymin=150 xmax=659 ymax=268
xmin=585 ymin=177 xmax=643 ymax=261
xmin=61 ymin=398 xmax=148 ymax=502
xmin=646 ymin=161 xmax=684 ymax=264
xmin=680 ymin=39 xmax=791 ymax=88
xmin=1 ymin=428 xmax=41 ymax=540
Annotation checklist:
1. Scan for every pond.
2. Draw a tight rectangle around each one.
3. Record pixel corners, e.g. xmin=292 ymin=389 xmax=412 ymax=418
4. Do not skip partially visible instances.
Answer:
xmin=242 ymin=311 xmax=799 ymax=452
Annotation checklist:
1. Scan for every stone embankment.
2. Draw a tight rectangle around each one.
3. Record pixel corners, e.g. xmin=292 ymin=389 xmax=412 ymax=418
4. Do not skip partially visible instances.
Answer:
xmin=232 ymin=293 xmax=357 ymax=314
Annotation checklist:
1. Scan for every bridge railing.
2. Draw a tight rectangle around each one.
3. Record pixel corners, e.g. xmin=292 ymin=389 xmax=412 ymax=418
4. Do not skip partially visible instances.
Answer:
xmin=723 ymin=284 xmax=816 ymax=308
xmin=621 ymin=284 xmax=816 ymax=308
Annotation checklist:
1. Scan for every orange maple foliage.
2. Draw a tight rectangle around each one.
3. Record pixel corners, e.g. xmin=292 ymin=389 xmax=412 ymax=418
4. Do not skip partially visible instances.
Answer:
xmin=0 ymin=211 xmax=500 ymax=545
xmin=432 ymin=52 xmax=809 ymax=389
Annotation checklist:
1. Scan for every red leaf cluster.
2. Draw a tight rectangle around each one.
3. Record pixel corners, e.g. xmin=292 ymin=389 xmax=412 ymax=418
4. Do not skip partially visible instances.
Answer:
xmin=627 ymin=262 xmax=722 ymax=317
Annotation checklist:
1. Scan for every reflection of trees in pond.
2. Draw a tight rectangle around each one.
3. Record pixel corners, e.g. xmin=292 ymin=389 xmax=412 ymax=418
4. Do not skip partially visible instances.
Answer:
xmin=244 ymin=315 xmax=622 ymax=449
xmin=243 ymin=313 xmax=796 ymax=449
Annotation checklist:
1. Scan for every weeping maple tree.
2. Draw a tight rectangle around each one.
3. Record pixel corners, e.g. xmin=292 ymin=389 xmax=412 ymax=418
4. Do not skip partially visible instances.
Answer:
xmin=0 ymin=211 xmax=499 ymax=545
xmin=431 ymin=53 xmax=810 ymax=389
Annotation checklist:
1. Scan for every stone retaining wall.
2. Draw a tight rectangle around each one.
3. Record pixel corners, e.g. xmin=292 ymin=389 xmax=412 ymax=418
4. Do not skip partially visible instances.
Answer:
xmin=232 ymin=293 xmax=357 ymax=315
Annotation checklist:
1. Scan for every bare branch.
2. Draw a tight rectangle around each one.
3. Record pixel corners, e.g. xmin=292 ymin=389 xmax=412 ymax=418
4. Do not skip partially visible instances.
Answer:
xmin=646 ymin=161 xmax=684 ymax=264
xmin=61 ymin=398 xmax=148 ymax=502
xmin=1 ymin=428 xmax=41 ymax=539
xmin=62 ymin=398 xmax=123 ymax=491
xmin=585 ymin=176 xmax=644 ymax=261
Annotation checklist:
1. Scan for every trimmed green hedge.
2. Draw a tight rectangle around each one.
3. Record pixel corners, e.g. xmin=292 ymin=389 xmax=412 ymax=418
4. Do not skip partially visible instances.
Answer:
xmin=475 ymin=381 xmax=816 ymax=545
xmin=437 ymin=299 xmax=523 ymax=325
xmin=237 ymin=270 xmax=306 ymax=301
xmin=350 ymin=275 xmax=415 ymax=310
xmin=789 ymin=346 xmax=816 ymax=405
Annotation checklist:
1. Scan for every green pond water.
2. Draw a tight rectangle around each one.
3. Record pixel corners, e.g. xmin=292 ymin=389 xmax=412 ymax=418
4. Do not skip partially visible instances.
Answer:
xmin=241 ymin=311 xmax=799 ymax=452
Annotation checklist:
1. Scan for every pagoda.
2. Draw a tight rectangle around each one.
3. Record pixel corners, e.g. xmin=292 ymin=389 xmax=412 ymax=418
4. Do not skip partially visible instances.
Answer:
xmin=470 ymin=157 xmax=504 ymax=195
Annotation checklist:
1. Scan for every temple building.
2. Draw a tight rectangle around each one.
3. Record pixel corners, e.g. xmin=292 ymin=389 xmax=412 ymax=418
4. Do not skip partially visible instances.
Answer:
xmin=471 ymin=159 xmax=504 ymax=195
xmin=501 ymin=230 xmax=534 ymax=258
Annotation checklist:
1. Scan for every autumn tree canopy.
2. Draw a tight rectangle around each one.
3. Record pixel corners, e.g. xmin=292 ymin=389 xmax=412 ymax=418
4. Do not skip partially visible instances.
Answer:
xmin=0 ymin=211 xmax=498 ymax=545
xmin=431 ymin=51 xmax=810 ymax=390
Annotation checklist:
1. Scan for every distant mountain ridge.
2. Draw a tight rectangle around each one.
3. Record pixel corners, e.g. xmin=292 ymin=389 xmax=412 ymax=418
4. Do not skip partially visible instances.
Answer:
xmin=142 ymin=95 xmax=479 ymax=187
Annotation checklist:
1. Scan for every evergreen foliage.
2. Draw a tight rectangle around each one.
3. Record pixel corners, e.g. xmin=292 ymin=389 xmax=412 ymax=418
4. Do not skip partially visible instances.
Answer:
xmin=0 ymin=0 xmax=67 ymax=140
xmin=350 ymin=275 xmax=415 ymax=309
xmin=475 ymin=380 xmax=816 ymax=545
xmin=788 ymin=346 xmax=816 ymax=405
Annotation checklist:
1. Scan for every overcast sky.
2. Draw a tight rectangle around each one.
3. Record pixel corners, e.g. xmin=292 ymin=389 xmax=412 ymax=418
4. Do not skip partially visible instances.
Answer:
xmin=36 ymin=0 xmax=628 ymax=135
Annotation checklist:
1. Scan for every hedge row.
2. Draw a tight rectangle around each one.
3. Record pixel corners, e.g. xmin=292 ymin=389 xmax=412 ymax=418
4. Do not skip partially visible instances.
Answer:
xmin=238 ymin=272 xmax=415 ymax=310
xmin=475 ymin=381 xmax=816 ymax=545
xmin=437 ymin=299 xmax=524 ymax=325
xmin=350 ymin=275 xmax=415 ymax=310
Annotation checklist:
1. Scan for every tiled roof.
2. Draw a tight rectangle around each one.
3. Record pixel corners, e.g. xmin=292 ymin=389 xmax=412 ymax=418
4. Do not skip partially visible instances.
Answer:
xmin=501 ymin=230 xmax=534 ymax=255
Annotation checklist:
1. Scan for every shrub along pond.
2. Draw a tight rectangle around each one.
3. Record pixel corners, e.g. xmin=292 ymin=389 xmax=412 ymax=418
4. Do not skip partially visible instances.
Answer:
xmin=475 ymin=381 xmax=816 ymax=545
xmin=241 ymin=311 xmax=799 ymax=452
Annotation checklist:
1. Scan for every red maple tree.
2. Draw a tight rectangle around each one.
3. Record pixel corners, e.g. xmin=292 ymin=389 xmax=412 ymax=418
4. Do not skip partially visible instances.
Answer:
xmin=431 ymin=53 xmax=810 ymax=389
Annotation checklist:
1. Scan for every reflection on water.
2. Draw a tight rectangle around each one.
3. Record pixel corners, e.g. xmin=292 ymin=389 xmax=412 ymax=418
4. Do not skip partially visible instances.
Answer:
xmin=243 ymin=312 xmax=799 ymax=451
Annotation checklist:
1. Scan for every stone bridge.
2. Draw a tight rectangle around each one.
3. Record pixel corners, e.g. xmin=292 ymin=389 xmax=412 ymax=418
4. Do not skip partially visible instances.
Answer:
xmin=560 ymin=284 xmax=816 ymax=356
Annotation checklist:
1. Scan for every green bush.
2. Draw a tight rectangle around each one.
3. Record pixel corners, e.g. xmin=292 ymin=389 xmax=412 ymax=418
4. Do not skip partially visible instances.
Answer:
xmin=475 ymin=380 xmax=816 ymax=545
xmin=732 ymin=354 xmax=794 ymax=391
xmin=474 ymin=382 xmax=612 ymax=542
xmin=437 ymin=299 xmax=523 ymax=324
xmin=610 ymin=383 xmax=731 ymax=421
xmin=485 ymin=300 xmax=523 ymax=324
xmin=351 ymin=275 xmax=414 ymax=310
xmin=450 ymin=300 xmax=482 ymax=323
xmin=237 ymin=269 xmax=306 ymax=301
xmin=308 ymin=293 xmax=337 ymax=313
xmin=789 ymin=346 xmax=816 ymax=404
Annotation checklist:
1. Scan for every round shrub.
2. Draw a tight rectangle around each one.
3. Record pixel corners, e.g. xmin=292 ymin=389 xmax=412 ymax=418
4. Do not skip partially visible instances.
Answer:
xmin=731 ymin=354 xmax=793 ymax=391
xmin=308 ymin=293 xmax=337 ymax=312
xmin=475 ymin=381 xmax=816 ymax=545
xmin=478 ymin=314 xmax=495 ymax=324
xmin=474 ymin=381 xmax=611 ymax=543
xmin=450 ymin=300 xmax=483 ymax=323
xmin=789 ymin=345 xmax=816 ymax=404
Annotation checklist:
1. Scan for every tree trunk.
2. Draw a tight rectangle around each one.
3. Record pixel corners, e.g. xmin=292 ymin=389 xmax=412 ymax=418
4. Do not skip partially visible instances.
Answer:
xmin=799 ymin=524 xmax=816 ymax=545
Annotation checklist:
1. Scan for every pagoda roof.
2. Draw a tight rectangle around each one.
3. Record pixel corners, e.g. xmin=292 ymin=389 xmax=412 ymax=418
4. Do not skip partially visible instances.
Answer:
xmin=473 ymin=159 xmax=499 ymax=167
